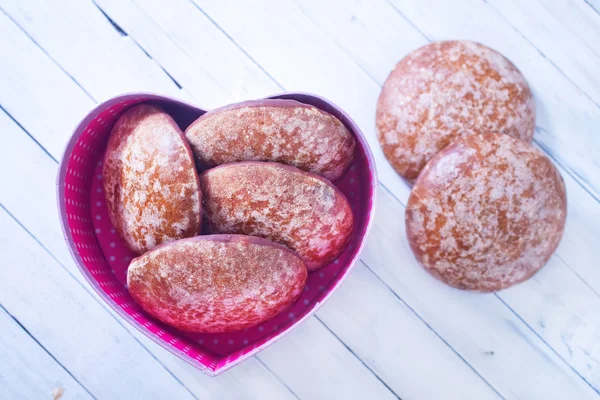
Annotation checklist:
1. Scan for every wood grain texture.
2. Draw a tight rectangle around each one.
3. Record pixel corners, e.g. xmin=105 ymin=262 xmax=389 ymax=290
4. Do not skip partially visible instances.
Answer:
xmin=258 ymin=317 xmax=399 ymax=400
xmin=0 ymin=9 xmax=95 ymax=158
xmin=0 ymin=306 xmax=92 ymax=400
xmin=0 ymin=0 xmax=187 ymax=101
xmin=486 ymin=0 xmax=600 ymax=103
xmin=315 ymin=263 xmax=502 ymax=399
xmin=1 ymin=0 xmax=599 ymax=398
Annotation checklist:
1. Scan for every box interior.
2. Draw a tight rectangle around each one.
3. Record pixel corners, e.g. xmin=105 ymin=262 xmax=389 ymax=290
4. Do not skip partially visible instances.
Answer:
xmin=59 ymin=93 xmax=375 ymax=373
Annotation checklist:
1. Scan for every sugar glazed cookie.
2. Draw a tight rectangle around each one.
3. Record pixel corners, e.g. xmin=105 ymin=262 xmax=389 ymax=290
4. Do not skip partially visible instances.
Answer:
xmin=103 ymin=104 xmax=201 ymax=254
xmin=377 ymin=41 xmax=535 ymax=180
xmin=185 ymin=99 xmax=355 ymax=181
xmin=405 ymin=134 xmax=566 ymax=291
xmin=200 ymin=162 xmax=354 ymax=270
xmin=127 ymin=235 xmax=307 ymax=332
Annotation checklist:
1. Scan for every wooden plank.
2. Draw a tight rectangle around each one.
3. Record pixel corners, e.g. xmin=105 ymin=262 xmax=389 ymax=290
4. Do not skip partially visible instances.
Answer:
xmin=530 ymin=0 xmax=600 ymax=59
xmin=0 ymin=305 xmax=93 ymax=400
xmin=488 ymin=0 xmax=600 ymax=105
xmin=315 ymin=263 xmax=501 ymax=399
xmin=549 ymin=0 xmax=600 ymax=60
xmin=0 ymin=109 xmax=300 ymax=400
xmin=587 ymin=0 xmax=600 ymax=15
xmin=0 ymin=9 xmax=95 ymax=158
xmin=0 ymin=0 xmax=189 ymax=101
xmin=288 ymin=0 xmax=426 ymax=85
xmin=485 ymin=0 xmax=600 ymax=102
xmin=0 ymin=207 xmax=198 ymax=400
xmin=259 ymin=316 xmax=397 ymax=400
xmin=117 ymin=333 xmax=300 ymax=400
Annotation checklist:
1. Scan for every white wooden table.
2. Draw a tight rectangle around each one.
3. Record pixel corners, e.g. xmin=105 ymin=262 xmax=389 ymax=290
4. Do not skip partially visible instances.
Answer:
xmin=1 ymin=0 xmax=599 ymax=399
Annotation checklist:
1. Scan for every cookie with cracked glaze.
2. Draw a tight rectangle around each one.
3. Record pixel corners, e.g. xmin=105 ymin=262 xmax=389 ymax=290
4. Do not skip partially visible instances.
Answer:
xmin=377 ymin=40 xmax=535 ymax=180
xmin=185 ymin=99 xmax=355 ymax=181
xmin=103 ymin=104 xmax=201 ymax=254
xmin=127 ymin=234 xmax=307 ymax=333
xmin=405 ymin=133 xmax=566 ymax=292
xmin=200 ymin=161 xmax=354 ymax=271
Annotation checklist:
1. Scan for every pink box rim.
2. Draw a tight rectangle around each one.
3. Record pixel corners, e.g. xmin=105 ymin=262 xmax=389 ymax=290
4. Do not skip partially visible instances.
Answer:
xmin=56 ymin=91 xmax=378 ymax=375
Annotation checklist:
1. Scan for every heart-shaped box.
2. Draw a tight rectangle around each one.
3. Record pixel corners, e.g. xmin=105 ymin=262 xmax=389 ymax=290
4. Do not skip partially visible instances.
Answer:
xmin=57 ymin=92 xmax=377 ymax=375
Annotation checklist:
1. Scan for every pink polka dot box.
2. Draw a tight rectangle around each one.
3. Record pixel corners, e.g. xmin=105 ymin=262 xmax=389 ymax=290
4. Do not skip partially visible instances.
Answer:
xmin=57 ymin=92 xmax=377 ymax=375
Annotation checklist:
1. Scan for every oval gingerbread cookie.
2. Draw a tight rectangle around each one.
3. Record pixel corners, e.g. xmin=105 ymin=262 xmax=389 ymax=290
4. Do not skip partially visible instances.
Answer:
xmin=405 ymin=133 xmax=566 ymax=292
xmin=127 ymin=235 xmax=307 ymax=333
xmin=185 ymin=99 xmax=355 ymax=181
xmin=103 ymin=104 xmax=201 ymax=254
xmin=200 ymin=162 xmax=354 ymax=271
xmin=377 ymin=40 xmax=535 ymax=180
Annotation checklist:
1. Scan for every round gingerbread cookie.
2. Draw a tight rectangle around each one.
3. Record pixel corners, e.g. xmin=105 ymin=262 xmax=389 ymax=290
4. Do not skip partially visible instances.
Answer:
xmin=377 ymin=40 xmax=535 ymax=180
xmin=405 ymin=133 xmax=566 ymax=292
